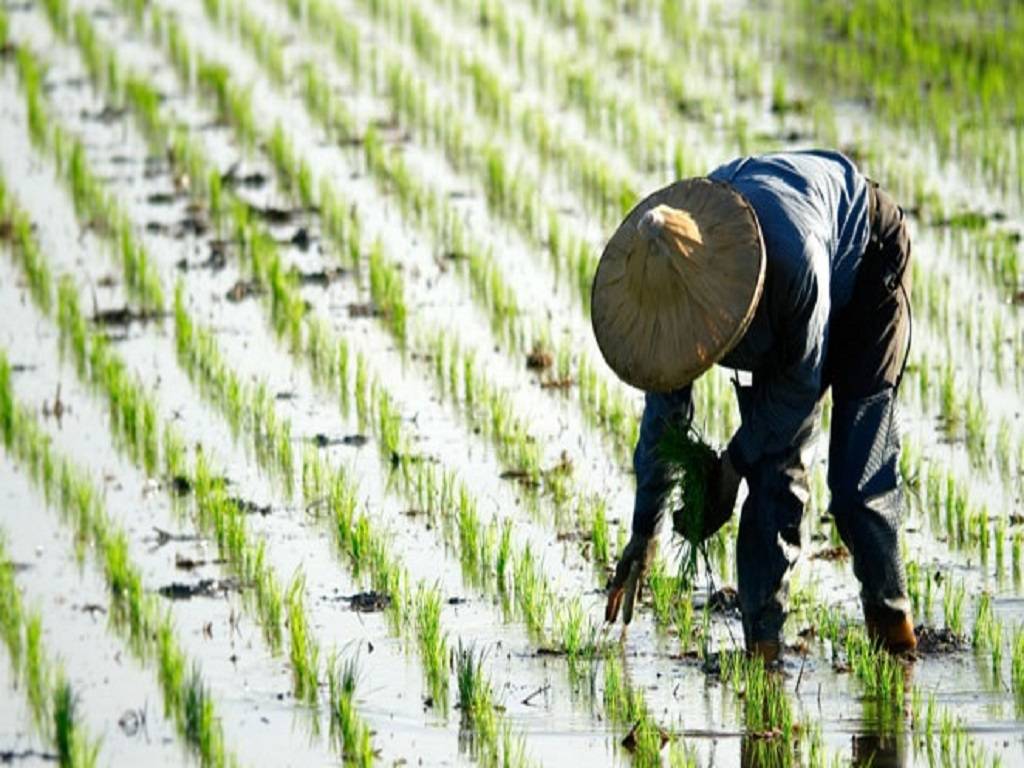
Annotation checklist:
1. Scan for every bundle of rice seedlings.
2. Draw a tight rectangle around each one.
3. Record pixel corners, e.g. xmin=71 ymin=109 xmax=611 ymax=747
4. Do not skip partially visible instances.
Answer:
xmin=657 ymin=422 xmax=716 ymax=585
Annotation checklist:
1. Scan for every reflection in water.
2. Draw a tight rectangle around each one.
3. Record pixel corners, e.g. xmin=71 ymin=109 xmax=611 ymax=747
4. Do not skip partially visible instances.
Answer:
xmin=851 ymin=731 xmax=905 ymax=767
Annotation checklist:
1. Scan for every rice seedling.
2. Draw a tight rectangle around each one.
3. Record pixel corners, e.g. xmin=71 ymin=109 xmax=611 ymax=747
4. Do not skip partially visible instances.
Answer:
xmin=1012 ymin=624 xmax=1024 ymax=710
xmin=590 ymin=498 xmax=609 ymax=566
xmin=944 ymin=578 xmax=966 ymax=637
xmin=53 ymin=672 xmax=101 ymax=768
xmin=415 ymin=585 xmax=449 ymax=709
xmin=554 ymin=597 xmax=599 ymax=660
xmin=325 ymin=653 xmax=373 ymax=766
xmin=287 ymin=575 xmax=320 ymax=706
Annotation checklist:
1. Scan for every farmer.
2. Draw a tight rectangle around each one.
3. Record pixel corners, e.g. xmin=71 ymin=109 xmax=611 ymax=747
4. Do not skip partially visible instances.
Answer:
xmin=595 ymin=149 xmax=916 ymax=661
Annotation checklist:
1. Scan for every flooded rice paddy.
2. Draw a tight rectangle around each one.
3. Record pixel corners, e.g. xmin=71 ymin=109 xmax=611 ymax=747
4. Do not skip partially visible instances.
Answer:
xmin=0 ymin=0 xmax=1023 ymax=765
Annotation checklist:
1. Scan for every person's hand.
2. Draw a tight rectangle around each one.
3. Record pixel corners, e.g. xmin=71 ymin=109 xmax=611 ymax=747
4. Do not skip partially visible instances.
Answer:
xmin=702 ymin=450 xmax=741 ymax=539
xmin=605 ymin=534 xmax=658 ymax=625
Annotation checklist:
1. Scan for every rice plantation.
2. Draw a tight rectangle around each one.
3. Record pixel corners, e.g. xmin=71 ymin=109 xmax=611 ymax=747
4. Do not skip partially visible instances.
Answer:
xmin=0 ymin=0 xmax=1022 ymax=765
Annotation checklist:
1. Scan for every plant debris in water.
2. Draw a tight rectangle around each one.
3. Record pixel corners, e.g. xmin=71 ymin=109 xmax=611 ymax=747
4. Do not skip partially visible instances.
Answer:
xmin=343 ymin=591 xmax=391 ymax=613
xmin=157 ymin=578 xmax=243 ymax=600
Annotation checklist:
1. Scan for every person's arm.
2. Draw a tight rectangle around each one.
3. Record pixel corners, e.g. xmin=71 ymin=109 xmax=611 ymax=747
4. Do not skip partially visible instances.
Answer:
xmin=631 ymin=386 xmax=693 ymax=537
xmin=727 ymin=240 xmax=829 ymax=475
xmin=607 ymin=385 xmax=693 ymax=624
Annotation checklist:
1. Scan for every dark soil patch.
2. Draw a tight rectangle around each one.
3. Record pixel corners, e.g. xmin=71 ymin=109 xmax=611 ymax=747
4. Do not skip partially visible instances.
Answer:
xmin=228 ymin=496 xmax=271 ymax=516
xmin=539 ymin=376 xmax=573 ymax=390
xmin=343 ymin=591 xmax=391 ymax=613
xmin=225 ymin=278 xmax=263 ymax=303
xmin=176 ymin=241 xmax=230 ymax=271
xmin=169 ymin=475 xmax=192 ymax=496
xmin=0 ymin=748 xmax=58 ymax=763
xmin=174 ymin=553 xmax=226 ymax=571
xmin=556 ymin=529 xmax=592 ymax=542
xmin=347 ymin=301 xmax=382 ymax=318
xmin=247 ymin=203 xmax=309 ymax=225
xmin=810 ymin=545 xmax=850 ymax=562
xmin=914 ymin=625 xmax=967 ymax=654
xmin=526 ymin=345 xmax=552 ymax=371
xmin=292 ymin=265 xmax=346 ymax=287
xmin=288 ymin=227 xmax=312 ymax=250
xmin=146 ymin=191 xmax=178 ymax=205
xmin=499 ymin=468 xmax=540 ymax=487
xmin=157 ymin=578 xmax=242 ymax=600
xmin=92 ymin=306 xmax=165 ymax=326
xmin=313 ymin=433 xmax=369 ymax=448
xmin=149 ymin=526 xmax=204 ymax=548
xmin=176 ymin=211 xmax=210 ymax=237
xmin=80 ymin=104 xmax=127 ymax=124
xmin=220 ymin=162 xmax=268 ymax=189
xmin=73 ymin=603 xmax=106 ymax=617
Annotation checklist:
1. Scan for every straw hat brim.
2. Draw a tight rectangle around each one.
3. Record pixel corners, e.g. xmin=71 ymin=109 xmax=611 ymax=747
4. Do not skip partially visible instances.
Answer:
xmin=590 ymin=178 xmax=766 ymax=392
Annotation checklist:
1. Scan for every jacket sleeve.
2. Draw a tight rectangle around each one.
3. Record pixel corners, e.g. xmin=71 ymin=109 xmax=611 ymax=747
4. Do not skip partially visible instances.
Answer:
xmin=727 ymin=239 xmax=829 ymax=474
xmin=631 ymin=386 xmax=693 ymax=537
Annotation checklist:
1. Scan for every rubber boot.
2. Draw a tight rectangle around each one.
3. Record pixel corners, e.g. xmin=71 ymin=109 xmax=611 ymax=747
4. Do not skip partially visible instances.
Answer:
xmin=865 ymin=611 xmax=917 ymax=654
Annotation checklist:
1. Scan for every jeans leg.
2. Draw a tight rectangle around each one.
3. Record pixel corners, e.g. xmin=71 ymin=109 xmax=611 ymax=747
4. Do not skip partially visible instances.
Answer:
xmin=828 ymin=388 xmax=911 ymax=623
xmin=736 ymin=432 xmax=813 ymax=646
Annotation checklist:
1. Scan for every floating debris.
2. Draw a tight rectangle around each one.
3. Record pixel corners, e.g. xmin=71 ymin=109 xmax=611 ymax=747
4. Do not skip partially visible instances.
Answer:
xmin=343 ymin=591 xmax=391 ymax=613
xmin=225 ymin=278 xmax=263 ymax=303
xmin=157 ymin=578 xmax=243 ymax=600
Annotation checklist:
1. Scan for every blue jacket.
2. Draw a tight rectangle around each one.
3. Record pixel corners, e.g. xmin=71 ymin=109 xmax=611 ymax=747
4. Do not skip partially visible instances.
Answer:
xmin=632 ymin=150 xmax=871 ymax=537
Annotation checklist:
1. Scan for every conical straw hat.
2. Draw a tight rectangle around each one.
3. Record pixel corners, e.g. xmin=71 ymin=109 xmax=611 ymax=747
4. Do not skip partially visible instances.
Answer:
xmin=591 ymin=178 xmax=766 ymax=392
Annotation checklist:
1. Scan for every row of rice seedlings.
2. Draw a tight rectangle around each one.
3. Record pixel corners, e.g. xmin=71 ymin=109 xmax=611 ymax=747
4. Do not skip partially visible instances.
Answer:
xmin=173 ymin=284 xmax=295 ymax=492
xmin=167 ymin=0 xmax=629 ymax=553
xmin=261 ymin=0 xmax=643 ymax=459
xmin=451 ymin=0 xmax=764 ymax=151
xmin=52 ymin=11 xmax=555 ymax=759
xmin=907 ymin=459 xmax=1021 ymax=576
xmin=785 ymin=0 xmax=1024 ymax=198
xmin=810 ymin=601 xmax=1004 ymax=766
xmin=278 ymin=0 xmax=1007 ymax=602
xmin=6 ymin=47 xmax=278 ymax=647
xmin=0 ymin=178 xmax=51 ymax=313
xmin=971 ymin=592 xmax=1007 ymax=686
xmin=374 ymin=0 xmax=1024 ymax=444
xmin=333 ymin=0 xmax=1024 ymax=741
xmin=51 ymin=4 xmax=946 ymax=757
xmin=83 ymin=0 xmax=547 ymax=626
xmin=90 ymin=7 xmax=831 ymax=757
xmin=452 ymin=0 xmax=1019 ymax=409
xmin=360 ymin=0 xmax=738 ymax=460
xmin=436 ymin=0 xmax=1024 ymax=438
xmin=79 ymin=13 xmax=665 ymax=755
xmin=11 ymin=32 xmax=163 ymax=314
xmin=0 ymin=534 xmax=101 ymax=767
xmin=435 ymin=0 xmax=696 ymax=180
xmin=4 ymin=41 xmax=335 ymax=729
xmin=0 ymin=351 xmax=233 ymax=766
xmin=908 ymin=253 xmax=1024 ymax=414
xmin=199 ymin=0 xmax=731 ymax=597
